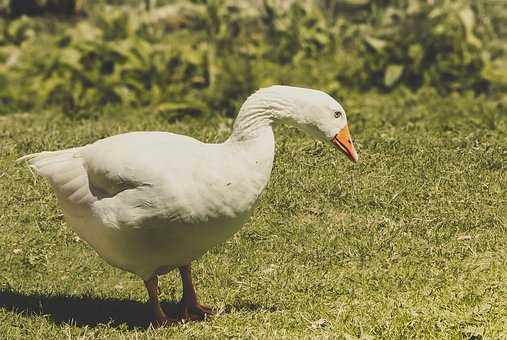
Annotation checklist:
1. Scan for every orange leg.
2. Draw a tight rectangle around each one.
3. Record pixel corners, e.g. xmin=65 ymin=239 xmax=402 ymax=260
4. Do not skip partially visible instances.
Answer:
xmin=177 ymin=264 xmax=215 ymax=321
xmin=144 ymin=275 xmax=174 ymax=326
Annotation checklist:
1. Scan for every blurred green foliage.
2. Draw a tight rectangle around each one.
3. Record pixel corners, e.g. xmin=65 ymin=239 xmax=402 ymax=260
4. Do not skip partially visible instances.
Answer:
xmin=0 ymin=0 xmax=505 ymax=117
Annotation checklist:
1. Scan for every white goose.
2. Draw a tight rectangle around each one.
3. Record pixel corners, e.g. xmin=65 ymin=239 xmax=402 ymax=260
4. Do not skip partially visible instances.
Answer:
xmin=18 ymin=85 xmax=358 ymax=324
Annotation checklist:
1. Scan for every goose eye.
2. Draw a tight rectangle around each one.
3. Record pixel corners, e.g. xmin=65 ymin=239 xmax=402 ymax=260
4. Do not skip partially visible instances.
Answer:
xmin=334 ymin=111 xmax=342 ymax=118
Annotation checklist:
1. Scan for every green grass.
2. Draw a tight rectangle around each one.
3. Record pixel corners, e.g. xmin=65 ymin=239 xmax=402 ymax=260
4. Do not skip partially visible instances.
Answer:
xmin=1 ymin=93 xmax=506 ymax=339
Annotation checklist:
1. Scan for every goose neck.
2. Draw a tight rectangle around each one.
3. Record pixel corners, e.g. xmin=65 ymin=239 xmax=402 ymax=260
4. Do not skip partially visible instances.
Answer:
xmin=229 ymin=88 xmax=295 ymax=142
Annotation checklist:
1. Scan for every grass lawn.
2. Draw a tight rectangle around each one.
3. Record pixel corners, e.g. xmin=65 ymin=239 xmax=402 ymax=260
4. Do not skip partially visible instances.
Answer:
xmin=0 ymin=92 xmax=506 ymax=339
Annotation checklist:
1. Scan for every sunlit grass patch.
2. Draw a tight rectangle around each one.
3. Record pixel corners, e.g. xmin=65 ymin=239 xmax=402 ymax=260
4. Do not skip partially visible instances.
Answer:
xmin=0 ymin=93 xmax=506 ymax=339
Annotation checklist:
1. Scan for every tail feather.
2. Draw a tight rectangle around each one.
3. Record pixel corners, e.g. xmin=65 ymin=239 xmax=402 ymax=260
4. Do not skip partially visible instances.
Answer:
xmin=17 ymin=147 xmax=97 ymax=206
xmin=17 ymin=147 xmax=81 ymax=165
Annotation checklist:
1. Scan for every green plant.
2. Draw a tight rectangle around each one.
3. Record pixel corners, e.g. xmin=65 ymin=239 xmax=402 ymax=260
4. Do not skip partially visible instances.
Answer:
xmin=0 ymin=0 xmax=504 ymax=116
xmin=351 ymin=0 xmax=493 ymax=93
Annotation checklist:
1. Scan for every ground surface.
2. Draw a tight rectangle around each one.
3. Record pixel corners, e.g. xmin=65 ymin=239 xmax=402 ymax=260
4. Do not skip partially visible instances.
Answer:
xmin=0 ymin=93 xmax=506 ymax=339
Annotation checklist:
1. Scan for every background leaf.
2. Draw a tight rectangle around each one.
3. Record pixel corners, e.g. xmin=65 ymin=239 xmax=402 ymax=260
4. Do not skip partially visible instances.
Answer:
xmin=384 ymin=64 xmax=404 ymax=87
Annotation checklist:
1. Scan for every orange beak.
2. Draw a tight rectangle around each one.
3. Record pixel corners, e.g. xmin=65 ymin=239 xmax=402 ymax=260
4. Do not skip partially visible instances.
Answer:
xmin=331 ymin=125 xmax=358 ymax=162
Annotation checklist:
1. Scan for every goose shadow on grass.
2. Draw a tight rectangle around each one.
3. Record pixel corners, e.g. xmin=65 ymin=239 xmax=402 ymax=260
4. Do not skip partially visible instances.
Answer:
xmin=0 ymin=289 xmax=270 ymax=329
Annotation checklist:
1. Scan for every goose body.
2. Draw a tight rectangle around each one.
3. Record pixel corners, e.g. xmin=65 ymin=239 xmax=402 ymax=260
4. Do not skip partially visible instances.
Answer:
xmin=22 ymin=129 xmax=275 ymax=279
xmin=18 ymin=85 xmax=358 ymax=324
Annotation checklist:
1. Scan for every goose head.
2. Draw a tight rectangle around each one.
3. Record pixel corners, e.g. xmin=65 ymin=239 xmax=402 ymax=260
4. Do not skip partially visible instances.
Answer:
xmin=268 ymin=86 xmax=359 ymax=162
